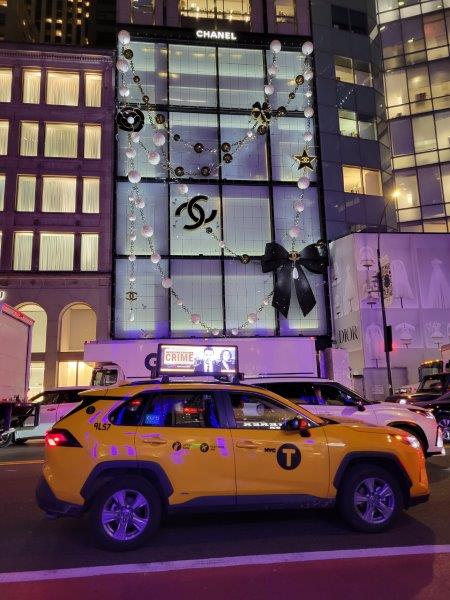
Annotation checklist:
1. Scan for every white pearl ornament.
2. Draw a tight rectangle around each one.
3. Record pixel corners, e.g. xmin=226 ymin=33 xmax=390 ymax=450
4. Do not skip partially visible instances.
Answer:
xmin=150 ymin=253 xmax=161 ymax=264
xmin=135 ymin=198 xmax=145 ymax=209
xmin=289 ymin=227 xmax=301 ymax=238
xmin=116 ymin=58 xmax=129 ymax=73
xmin=294 ymin=200 xmax=305 ymax=212
xmin=270 ymin=40 xmax=282 ymax=53
xmin=118 ymin=30 xmax=131 ymax=45
xmin=268 ymin=65 xmax=278 ymax=76
xmin=264 ymin=84 xmax=274 ymax=96
xmin=304 ymin=69 xmax=314 ymax=81
xmin=247 ymin=313 xmax=258 ymax=324
xmin=153 ymin=132 xmax=166 ymax=147
xmin=303 ymin=131 xmax=313 ymax=142
xmin=162 ymin=278 xmax=172 ymax=289
xmin=119 ymin=85 xmax=130 ymax=97
xmin=302 ymin=41 xmax=314 ymax=56
xmin=131 ymin=132 xmax=140 ymax=143
xmin=191 ymin=314 xmax=201 ymax=324
xmin=141 ymin=225 xmax=153 ymax=238
xmin=177 ymin=183 xmax=189 ymax=194
xmin=148 ymin=151 xmax=161 ymax=165
xmin=297 ymin=176 xmax=310 ymax=190
xmin=126 ymin=147 xmax=136 ymax=159
xmin=304 ymin=106 xmax=314 ymax=118
xmin=128 ymin=170 xmax=141 ymax=183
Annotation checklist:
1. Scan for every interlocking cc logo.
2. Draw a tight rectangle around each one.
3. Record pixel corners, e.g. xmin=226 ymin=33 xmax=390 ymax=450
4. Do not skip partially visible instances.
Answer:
xmin=175 ymin=194 xmax=217 ymax=230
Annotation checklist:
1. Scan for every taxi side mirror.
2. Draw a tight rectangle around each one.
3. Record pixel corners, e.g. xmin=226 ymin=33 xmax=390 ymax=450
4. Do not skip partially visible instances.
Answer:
xmin=356 ymin=399 xmax=366 ymax=412
xmin=282 ymin=417 xmax=311 ymax=437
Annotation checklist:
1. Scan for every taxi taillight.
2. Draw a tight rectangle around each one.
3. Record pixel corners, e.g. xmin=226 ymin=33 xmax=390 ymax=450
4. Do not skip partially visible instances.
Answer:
xmin=45 ymin=429 xmax=81 ymax=448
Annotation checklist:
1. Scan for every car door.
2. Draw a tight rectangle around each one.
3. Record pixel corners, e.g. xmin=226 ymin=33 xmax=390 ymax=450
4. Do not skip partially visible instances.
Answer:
xmin=56 ymin=390 xmax=83 ymax=422
xmin=226 ymin=391 xmax=330 ymax=503
xmin=32 ymin=391 xmax=60 ymax=436
xmin=135 ymin=390 xmax=236 ymax=507
xmin=257 ymin=382 xmax=321 ymax=415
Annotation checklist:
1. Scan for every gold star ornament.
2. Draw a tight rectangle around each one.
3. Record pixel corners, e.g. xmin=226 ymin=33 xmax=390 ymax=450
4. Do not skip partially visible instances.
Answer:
xmin=293 ymin=149 xmax=316 ymax=172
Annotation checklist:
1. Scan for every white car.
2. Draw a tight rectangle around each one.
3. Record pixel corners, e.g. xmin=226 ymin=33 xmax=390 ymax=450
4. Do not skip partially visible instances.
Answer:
xmin=13 ymin=387 xmax=88 ymax=444
xmin=245 ymin=377 xmax=444 ymax=457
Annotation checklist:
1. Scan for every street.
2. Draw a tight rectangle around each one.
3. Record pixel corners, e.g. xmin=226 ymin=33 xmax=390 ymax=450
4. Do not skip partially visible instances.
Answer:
xmin=0 ymin=442 xmax=449 ymax=598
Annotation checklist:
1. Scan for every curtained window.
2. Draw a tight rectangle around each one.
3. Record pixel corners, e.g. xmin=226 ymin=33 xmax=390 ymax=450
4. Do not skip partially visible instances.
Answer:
xmin=81 ymin=234 xmax=99 ymax=271
xmin=0 ymin=174 xmax=5 ymax=211
xmin=85 ymin=72 xmax=102 ymax=107
xmin=16 ymin=175 xmax=36 ymax=211
xmin=20 ymin=121 xmax=39 ymax=156
xmin=39 ymin=233 xmax=74 ymax=271
xmin=82 ymin=178 xmax=100 ymax=213
xmin=0 ymin=68 xmax=12 ymax=102
xmin=22 ymin=69 xmax=41 ymax=103
xmin=84 ymin=124 xmax=101 ymax=158
xmin=0 ymin=120 xmax=9 ymax=155
xmin=42 ymin=177 xmax=77 ymax=212
xmin=13 ymin=232 xmax=33 ymax=270
xmin=46 ymin=71 xmax=79 ymax=106
xmin=44 ymin=123 xmax=78 ymax=158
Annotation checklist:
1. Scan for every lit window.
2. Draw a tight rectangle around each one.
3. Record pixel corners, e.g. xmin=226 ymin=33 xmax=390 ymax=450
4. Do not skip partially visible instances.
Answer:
xmin=39 ymin=233 xmax=74 ymax=271
xmin=13 ymin=232 xmax=34 ymax=271
xmin=179 ymin=1 xmax=251 ymax=22
xmin=85 ymin=72 xmax=102 ymax=107
xmin=81 ymin=233 xmax=99 ymax=271
xmin=0 ymin=68 xmax=12 ymax=102
xmin=46 ymin=71 xmax=79 ymax=106
xmin=339 ymin=110 xmax=358 ymax=137
xmin=84 ymin=124 xmax=101 ymax=158
xmin=44 ymin=123 xmax=78 ymax=158
xmin=59 ymin=303 xmax=96 ymax=352
xmin=16 ymin=175 xmax=36 ymax=212
xmin=334 ymin=56 xmax=372 ymax=87
xmin=58 ymin=361 xmax=93 ymax=387
xmin=20 ymin=122 xmax=39 ymax=156
xmin=343 ymin=166 xmax=382 ymax=196
xmin=335 ymin=56 xmax=354 ymax=84
xmin=0 ymin=174 xmax=5 ymax=211
xmin=16 ymin=304 xmax=47 ymax=353
xmin=275 ymin=0 xmax=295 ymax=23
xmin=0 ymin=120 xmax=9 ymax=155
xmin=82 ymin=177 xmax=100 ymax=213
xmin=23 ymin=70 xmax=41 ymax=103
xmin=42 ymin=177 xmax=77 ymax=212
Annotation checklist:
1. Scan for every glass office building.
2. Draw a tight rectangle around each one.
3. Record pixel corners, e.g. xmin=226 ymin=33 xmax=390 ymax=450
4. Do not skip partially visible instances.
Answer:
xmin=114 ymin=30 xmax=327 ymax=338
xmin=378 ymin=0 xmax=450 ymax=231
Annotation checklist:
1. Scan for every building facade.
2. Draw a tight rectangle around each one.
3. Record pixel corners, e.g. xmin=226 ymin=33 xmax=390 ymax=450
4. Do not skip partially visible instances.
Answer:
xmin=113 ymin=0 xmax=393 ymax=347
xmin=377 ymin=0 xmax=450 ymax=232
xmin=0 ymin=43 xmax=114 ymax=394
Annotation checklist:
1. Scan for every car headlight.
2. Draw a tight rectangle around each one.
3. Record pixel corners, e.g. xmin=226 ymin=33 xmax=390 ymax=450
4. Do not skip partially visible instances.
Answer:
xmin=395 ymin=434 xmax=421 ymax=449
xmin=399 ymin=399 xmax=407 ymax=404
xmin=407 ymin=408 xmax=435 ymax=419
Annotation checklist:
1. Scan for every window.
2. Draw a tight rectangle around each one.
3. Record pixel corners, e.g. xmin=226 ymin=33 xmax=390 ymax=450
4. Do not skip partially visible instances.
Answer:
xmin=22 ymin=69 xmax=41 ymax=103
xmin=256 ymin=382 xmax=318 ymax=405
xmin=343 ymin=166 xmax=382 ymax=196
xmin=58 ymin=361 xmax=93 ymax=387
xmin=16 ymin=303 xmax=47 ymax=353
xmin=314 ymin=384 xmax=360 ymax=406
xmin=81 ymin=233 xmax=98 ymax=271
xmin=334 ymin=56 xmax=372 ymax=87
xmin=46 ymin=71 xmax=79 ymax=106
xmin=179 ymin=1 xmax=251 ymax=22
xmin=412 ymin=114 xmax=437 ymax=153
xmin=0 ymin=174 xmax=4 ymax=211
xmin=332 ymin=6 xmax=367 ymax=35
xmin=20 ymin=122 xmax=39 ymax=156
xmin=13 ymin=232 xmax=33 ymax=271
xmin=275 ymin=0 xmax=294 ymax=23
xmin=59 ymin=303 xmax=96 ymax=352
xmin=16 ymin=175 xmax=36 ymax=212
xmin=229 ymin=392 xmax=297 ymax=429
xmin=82 ymin=178 xmax=100 ymax=213
xmin=42 ymin=176 xmax=77 ymax=212
xmin=44 ymin=123 xmax=78 ymax=158
xmin=136 ymin=392 xmax=220 ymax=428
xmin=85 ymin=72 xmax=102 ymax=107
xmin=338 ymin=110 xmax=377 ymax=140
xmin=84 ymin=124 xmax=101 ymax=158
xmin=0 ymin=68 xmax=12 ymax=102
xmin=0 ymin=120 xmax=9 ymax=155
xmin=39 ymin=233 xmax=74 ymax=271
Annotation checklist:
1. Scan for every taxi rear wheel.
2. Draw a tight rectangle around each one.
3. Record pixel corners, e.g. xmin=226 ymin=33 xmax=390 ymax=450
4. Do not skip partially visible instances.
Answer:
xmin=89 ymin=476 xmax=162 ymax=551
xmin=338 ymin=464 xmax=402 ymax=533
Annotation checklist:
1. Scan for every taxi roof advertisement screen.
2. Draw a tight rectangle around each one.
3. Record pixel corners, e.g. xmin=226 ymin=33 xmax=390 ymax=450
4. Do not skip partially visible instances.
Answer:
xmin=158 ymin=344 xmax=238 ymax=376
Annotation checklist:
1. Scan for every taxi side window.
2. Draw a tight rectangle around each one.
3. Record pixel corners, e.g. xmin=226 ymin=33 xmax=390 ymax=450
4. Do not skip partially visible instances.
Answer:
xmin=110 ymin=397 xmax=147 ymax=426
xmin=141 ymin=392 xmax=220 ymax=428
xmin=229 ymin=393 xmax=297 ymax=430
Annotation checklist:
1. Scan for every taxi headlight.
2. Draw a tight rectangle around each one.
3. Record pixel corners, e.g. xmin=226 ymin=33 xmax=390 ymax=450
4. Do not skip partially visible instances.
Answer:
xmin=395 ymin=434 xmax=421 ymax=449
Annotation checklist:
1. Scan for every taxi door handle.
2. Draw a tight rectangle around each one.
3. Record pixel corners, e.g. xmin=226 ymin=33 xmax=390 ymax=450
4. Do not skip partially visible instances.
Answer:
xmin=142 ymin=438 xmax=167 ymax=445
xmin=236 ymin=440 xmax=258 ymax=449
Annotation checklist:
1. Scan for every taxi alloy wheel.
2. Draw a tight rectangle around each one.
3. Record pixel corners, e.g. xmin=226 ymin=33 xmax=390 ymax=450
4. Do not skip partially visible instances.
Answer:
xmin=437 ymin=414 xmax=450 ymax=443
xmin=101 ymin=489 xmax=150 ymax=542
xmin=338 ymin=464 xmax=402 ymax=533
xmin=90 ymin=476 xmax=162 ymax=551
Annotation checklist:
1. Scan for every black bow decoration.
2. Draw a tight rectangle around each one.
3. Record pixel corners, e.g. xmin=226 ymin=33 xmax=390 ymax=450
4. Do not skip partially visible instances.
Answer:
xmin=251 ymin=101 xmax=272 ymax=124
xmin=261 ymin=241 xmax=328 ymax=318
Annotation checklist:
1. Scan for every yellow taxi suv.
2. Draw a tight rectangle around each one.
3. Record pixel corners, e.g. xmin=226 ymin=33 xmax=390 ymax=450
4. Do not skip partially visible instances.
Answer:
xmin=36 ymin=382 xmax=430 ymax=551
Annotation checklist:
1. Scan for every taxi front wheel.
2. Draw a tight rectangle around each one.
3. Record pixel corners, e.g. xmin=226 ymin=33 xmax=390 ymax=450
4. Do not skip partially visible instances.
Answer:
xmin=89 ymin=476 xmax=162 ymax=551
xmin=337 ymin=464 xmax=402 ymax=533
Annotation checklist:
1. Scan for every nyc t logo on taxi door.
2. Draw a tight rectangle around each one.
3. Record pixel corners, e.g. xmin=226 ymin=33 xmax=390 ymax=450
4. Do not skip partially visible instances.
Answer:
xmin=277 ymin=444 xmax=301 ymax=470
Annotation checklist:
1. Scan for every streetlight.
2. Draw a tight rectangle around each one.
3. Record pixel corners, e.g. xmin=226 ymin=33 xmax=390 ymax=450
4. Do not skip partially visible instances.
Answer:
xmin=376 ymin=190 xmax=399 ymax=397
